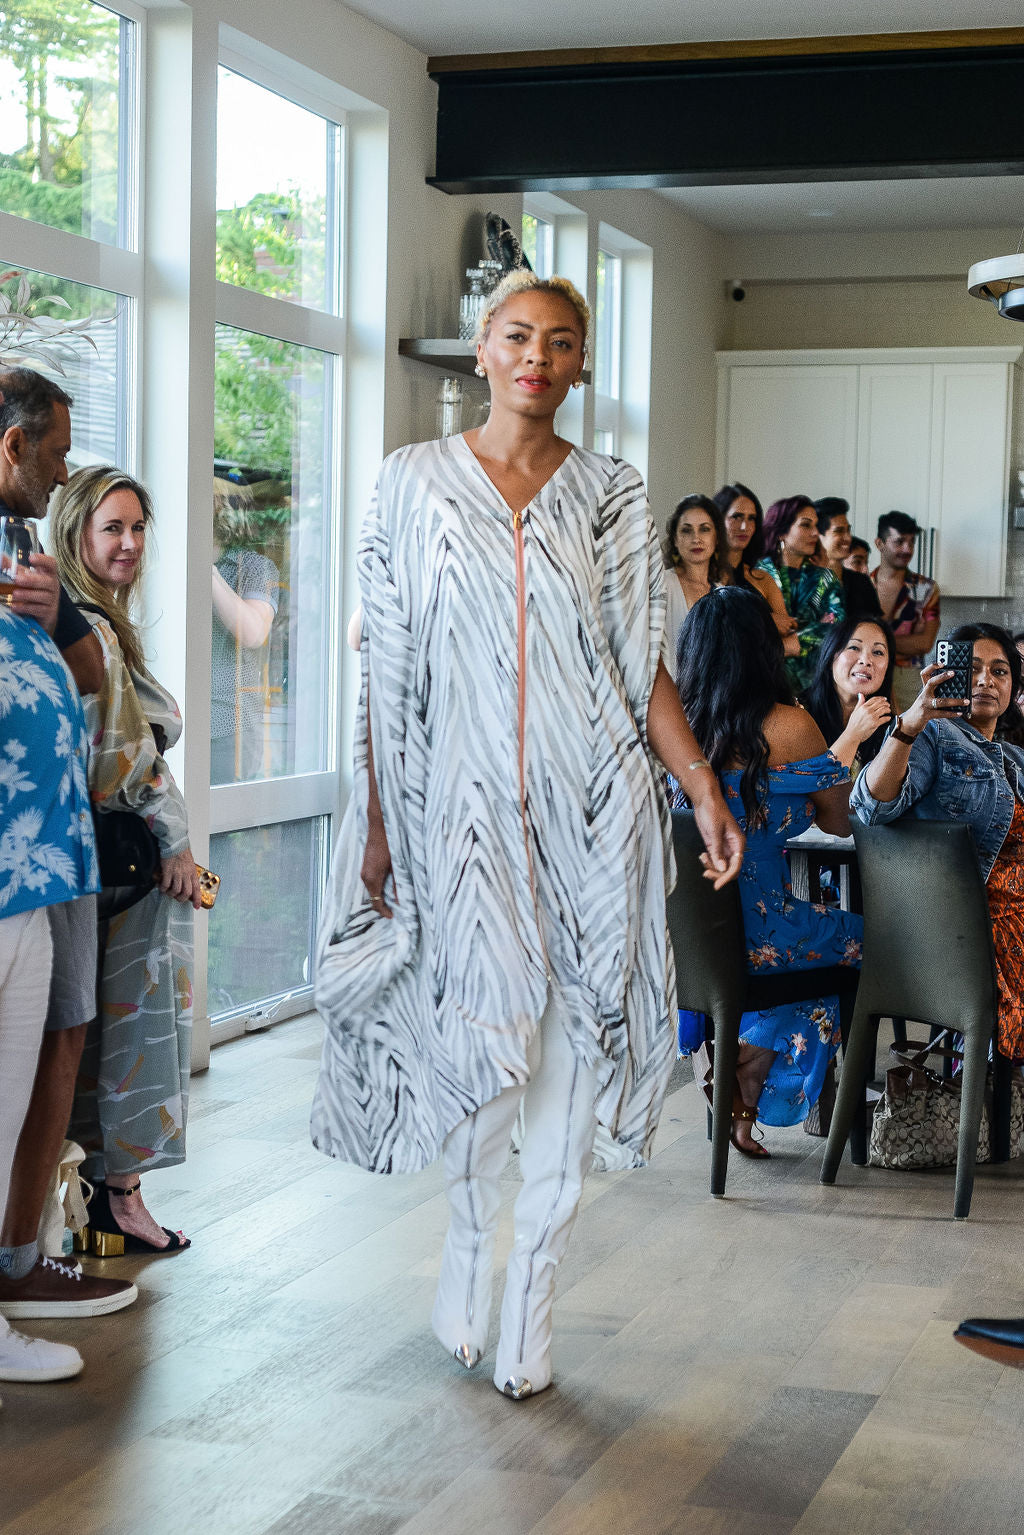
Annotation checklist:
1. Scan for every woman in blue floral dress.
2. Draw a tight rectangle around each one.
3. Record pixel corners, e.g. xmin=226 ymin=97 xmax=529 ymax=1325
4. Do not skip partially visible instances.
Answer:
xmin=675 ymin=586 xmax=862 ymax=1154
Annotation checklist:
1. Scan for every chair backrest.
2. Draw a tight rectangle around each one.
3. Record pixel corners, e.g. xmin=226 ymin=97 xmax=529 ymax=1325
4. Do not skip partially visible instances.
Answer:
xmin=851 ymin=819 xmax=998 ymax=1023
xmin=667 ymin=811 xmax=748 ymax=1019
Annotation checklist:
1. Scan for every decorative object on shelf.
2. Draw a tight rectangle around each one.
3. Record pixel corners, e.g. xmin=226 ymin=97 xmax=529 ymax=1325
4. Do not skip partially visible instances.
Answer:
xmin=436 ymin=376 xmax=463 ymax=439
xmin=968 ymin=251 xmax=1024 ymax=322
xmin=459 ymin=267 xmax=488 ymax=343
xmin=486 ymin=212 xmax=530 ymax=274
xmin=458 ymin=259 xmax=504 ymax=343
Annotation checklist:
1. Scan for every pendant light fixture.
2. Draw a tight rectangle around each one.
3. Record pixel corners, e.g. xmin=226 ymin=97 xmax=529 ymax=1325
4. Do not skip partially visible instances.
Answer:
xmin=968 ymin=250 xmax=1024 ymax=322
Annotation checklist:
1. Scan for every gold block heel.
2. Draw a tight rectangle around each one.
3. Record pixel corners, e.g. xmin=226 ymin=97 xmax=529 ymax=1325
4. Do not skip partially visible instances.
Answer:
xmin=73 ymin=1228 xmax=90 ymax=1254
xmin=91 ymin=1229 xmax=125 ymax=1258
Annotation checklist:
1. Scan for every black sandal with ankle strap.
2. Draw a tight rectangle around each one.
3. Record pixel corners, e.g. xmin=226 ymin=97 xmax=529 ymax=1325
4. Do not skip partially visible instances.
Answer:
xmin=75 ymin=1181 xmax=191 ymax=1259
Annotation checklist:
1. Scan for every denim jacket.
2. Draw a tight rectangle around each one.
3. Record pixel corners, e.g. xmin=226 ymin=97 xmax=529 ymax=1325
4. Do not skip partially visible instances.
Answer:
xmin=849 ymin=718 xmax=1024 ymax=883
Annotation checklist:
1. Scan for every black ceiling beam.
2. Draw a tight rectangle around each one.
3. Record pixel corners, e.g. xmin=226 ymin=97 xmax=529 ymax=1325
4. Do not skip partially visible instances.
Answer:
xmin=427 ymin=40 xmax=1024 ymax=194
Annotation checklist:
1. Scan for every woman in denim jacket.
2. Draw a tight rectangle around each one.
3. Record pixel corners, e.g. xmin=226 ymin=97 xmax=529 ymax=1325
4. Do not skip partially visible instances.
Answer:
xmin=850 ymin=622 xmax=1024 ymax=1061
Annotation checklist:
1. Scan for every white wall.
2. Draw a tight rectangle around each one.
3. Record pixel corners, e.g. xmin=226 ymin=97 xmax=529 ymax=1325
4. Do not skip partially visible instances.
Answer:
xmin=719 ymin=226 xmax=1022 ymax=350
xmin=569 ymin=190 xmax=726 ymax=527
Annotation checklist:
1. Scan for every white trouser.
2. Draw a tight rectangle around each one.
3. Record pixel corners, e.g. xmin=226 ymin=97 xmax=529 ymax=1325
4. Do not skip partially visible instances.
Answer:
xmin=432 ymin=990 xmax=600 ymax=1393
xmin=0 ymin=909 xmax=53 ymax=1227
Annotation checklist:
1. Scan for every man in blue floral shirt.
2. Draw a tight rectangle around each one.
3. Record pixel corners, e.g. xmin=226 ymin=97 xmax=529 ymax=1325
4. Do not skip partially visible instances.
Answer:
xmin=0 ymin=370 xmax=132 ymax=1399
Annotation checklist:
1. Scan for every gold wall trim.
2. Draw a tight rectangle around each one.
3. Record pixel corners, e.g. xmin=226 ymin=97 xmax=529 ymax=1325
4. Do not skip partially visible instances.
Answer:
xmin=427 ymin=28 xmax=1024 ymax=74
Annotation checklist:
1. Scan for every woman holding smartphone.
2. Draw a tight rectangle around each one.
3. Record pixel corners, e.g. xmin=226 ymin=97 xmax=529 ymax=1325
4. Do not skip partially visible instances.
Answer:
xmin=851 ymin=622 xmax=1024 ymax=1061
xmin=50 ymin=467 xmax=199 ymax=1257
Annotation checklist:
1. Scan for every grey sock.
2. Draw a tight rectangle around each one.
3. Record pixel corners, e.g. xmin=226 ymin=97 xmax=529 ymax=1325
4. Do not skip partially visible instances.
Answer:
xmin=0 ymin=1242 xmax=38 ymax=1282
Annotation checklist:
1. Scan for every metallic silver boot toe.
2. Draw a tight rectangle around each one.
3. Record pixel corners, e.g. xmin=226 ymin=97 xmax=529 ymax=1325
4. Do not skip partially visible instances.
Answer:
xmin=500 ymin=1375 xmax=533 ymax=1400
xmin=453 ymin=1343 xmax=481 ymax=1370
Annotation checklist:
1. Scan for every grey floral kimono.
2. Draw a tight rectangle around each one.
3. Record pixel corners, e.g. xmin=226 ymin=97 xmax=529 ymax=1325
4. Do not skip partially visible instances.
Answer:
xmin=71 ymin=617 xmax=194 ymax=1179
xmin=312 ymin=436 xmax=676 ymax=1176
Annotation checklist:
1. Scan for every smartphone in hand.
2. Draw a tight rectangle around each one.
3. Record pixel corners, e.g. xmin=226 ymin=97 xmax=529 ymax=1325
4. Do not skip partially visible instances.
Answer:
xmin=934 ymin=639 xmax=972 ymax=716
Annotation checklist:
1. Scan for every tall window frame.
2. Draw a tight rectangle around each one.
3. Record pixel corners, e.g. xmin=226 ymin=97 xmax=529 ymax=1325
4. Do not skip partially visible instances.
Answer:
xmin=522 ymin=193 xmax=589 ymax=447
xmin=593 ymin=245 xmax=623 ymax=454
xmin=594 ymin=220 xmax=653 ymax=478
xmin=0 ymin=0 xmax=146 ymax=472
xmin=208 ymin=47 xmax=351 ymax=1042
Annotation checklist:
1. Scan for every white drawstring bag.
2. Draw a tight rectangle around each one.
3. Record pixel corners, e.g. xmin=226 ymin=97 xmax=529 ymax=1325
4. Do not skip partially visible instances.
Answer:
xmin=36 ymin=1141 xmax=92 ymax=1257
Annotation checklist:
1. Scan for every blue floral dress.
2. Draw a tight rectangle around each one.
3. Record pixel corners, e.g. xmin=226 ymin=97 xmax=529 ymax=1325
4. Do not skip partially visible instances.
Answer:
xmin=677 ymin=752 xmax=863 ymax=1126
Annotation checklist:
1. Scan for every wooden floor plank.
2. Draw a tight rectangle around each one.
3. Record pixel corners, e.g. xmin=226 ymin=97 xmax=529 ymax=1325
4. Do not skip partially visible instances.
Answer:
xmin=6 ymin=1013 xmax=1024 ymax=1535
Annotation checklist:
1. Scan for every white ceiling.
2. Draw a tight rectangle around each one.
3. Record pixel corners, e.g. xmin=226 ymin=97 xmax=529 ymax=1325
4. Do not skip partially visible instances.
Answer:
xmin=341 ymin=0 xmax=1024 ymax=234
xmin=343 ymin=1 xmax=1024 ymax=55
xmin=660 ymin=177 xmax=1024 ymax=234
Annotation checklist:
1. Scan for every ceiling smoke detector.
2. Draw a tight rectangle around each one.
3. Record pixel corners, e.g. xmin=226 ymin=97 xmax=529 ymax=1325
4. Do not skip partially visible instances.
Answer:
xmin=968 ymin=253 xmax=1024 ymax=322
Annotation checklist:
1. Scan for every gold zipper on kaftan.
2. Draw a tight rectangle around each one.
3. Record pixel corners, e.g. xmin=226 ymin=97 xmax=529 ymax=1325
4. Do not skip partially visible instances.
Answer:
xmin=512 ymin=505 xmax=550 ymax=979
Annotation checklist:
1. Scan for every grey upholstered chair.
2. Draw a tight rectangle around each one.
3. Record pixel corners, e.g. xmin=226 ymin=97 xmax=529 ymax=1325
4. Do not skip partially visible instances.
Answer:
xmin=820 ymin=819 xmax=1013 ymax=1220
xmin=667 ymin=811 xmax=859 ymax=1197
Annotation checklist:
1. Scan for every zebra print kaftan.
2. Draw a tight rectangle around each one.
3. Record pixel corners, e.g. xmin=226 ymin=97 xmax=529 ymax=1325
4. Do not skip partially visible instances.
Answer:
xmin=311 ymin=435 xmax=677 ymax=1174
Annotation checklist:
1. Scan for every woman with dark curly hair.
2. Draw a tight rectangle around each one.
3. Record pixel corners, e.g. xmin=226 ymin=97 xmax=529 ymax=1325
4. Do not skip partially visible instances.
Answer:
xmin=753 ymin=495 xmax=845 ymax=692
xmin=852 ymin=622 xmax=1024 ymax=1063
xmin=675 ymin=587 xmax=862 ymax=1155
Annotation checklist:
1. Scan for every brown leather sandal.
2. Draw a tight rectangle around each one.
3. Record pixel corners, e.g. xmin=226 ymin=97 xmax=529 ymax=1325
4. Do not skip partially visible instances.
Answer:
xmin=730 ymin=1095 xmax=771 ymax=1159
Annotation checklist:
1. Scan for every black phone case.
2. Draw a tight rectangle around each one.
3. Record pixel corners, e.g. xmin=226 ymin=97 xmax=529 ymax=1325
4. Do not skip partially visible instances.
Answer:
xmin=934 ymin=640 xmax=972 ymax=713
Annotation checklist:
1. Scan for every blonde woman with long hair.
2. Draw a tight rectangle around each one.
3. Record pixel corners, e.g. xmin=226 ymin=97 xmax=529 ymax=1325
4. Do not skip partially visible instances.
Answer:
xmin=50 ymin=466 xmax=199 ymax=1256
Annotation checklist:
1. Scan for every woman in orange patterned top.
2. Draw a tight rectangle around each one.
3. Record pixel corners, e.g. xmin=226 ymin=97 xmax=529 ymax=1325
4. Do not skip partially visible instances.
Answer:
xmin=852 ymin=622 xmax=1024 ymax=1060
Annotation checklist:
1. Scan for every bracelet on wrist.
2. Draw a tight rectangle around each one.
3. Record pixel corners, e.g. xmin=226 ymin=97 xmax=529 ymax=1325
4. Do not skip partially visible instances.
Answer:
xmin=687 ymin=758 xmax=714 ymax=772
xmin=891 ymin=715 xmax=918 ymax=746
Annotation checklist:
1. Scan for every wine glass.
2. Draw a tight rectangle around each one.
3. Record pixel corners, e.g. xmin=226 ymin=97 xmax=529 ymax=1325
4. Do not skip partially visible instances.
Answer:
xmin=0 ymin=516 xmax=41 ymax=606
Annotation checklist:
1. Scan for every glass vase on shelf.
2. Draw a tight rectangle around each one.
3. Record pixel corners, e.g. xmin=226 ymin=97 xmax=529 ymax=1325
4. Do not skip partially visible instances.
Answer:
xmin=459 ymin=268 xmax=488 ymax=342
xmin=478 ymin=258 xmax=503 ymax=294
xmin=436 ymin=375 xmax=463 ymax=439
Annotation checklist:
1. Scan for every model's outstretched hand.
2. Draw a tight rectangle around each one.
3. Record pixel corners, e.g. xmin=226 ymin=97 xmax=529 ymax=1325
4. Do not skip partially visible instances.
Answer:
xmin=692 ymin=791 xmax=745 ymax=889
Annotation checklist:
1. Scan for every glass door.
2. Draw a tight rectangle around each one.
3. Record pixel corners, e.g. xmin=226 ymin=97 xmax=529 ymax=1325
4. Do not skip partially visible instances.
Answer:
xmin=208 ymin=65 xmax=345 ymax=1036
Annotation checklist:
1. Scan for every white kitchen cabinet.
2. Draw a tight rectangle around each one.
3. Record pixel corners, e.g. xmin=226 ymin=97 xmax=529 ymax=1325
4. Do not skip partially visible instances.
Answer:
xmin=929 ymin=363 xmax=1012 ymax=598
xmin=855 ymin=364 xmax=934 ymax=534
xmin=716 ymin=346 xmax=1023 ymax=597
xmin=722 ymin=364 xmax=859 ymax=508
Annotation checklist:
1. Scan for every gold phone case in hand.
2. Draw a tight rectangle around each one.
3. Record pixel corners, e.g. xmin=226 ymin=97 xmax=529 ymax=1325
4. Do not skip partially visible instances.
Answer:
xmin=195 ymin=864 xmax=221 ymax=908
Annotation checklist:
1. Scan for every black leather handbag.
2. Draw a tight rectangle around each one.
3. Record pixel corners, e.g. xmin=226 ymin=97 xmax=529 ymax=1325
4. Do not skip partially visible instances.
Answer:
xmin=93 ymin=809 xmax=161 ymax=920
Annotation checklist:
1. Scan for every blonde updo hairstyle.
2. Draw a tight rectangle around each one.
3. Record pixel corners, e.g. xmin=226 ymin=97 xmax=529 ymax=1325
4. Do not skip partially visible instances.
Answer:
xmin=475 ymin=270 xmax=590 ymax=363
xmin=50 ymin=464 xmax=154 ymax=674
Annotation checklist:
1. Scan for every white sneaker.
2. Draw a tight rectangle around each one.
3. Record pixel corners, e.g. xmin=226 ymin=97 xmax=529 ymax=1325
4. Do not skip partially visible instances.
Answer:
xmin=0 ymin=1317 xmax=83 ymax=1382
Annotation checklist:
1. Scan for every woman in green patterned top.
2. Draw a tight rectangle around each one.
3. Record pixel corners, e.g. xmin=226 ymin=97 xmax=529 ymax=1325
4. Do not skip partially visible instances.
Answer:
xmin=753 ymin=496 xmax=845 ymax=692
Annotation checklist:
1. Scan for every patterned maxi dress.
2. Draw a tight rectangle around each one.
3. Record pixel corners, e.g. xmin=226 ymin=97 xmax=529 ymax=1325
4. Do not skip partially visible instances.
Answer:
xmin=987 ymin=794 xmax=1024 ymax=1061
xmin=752 ymin=557 xmax=845 ymax=693
xmin=71 ymin=617 xmax=194 ymax=1179
xmin=679 ymin=752 xmax=863 ymax=1125
xmin=312 ymin=436 xmax=676 ymax=1175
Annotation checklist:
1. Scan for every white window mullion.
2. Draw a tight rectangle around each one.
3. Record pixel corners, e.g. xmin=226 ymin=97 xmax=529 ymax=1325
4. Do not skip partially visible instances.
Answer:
xmin=210 ymin=772 xmax=336 ymax=835
xmin=214 ymin=281 xmax=348 ymax=352
xmin=0 ymin=216 xmax=142 ymax=296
